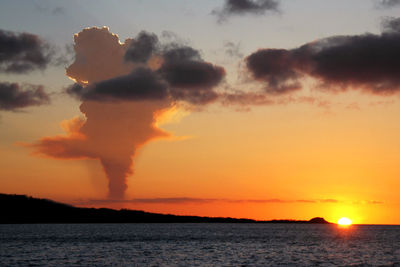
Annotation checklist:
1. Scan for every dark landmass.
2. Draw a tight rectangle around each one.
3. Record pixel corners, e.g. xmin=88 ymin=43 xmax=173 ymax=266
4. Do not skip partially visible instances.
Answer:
xmin=0 ymin=193 xmax=331 ymax=224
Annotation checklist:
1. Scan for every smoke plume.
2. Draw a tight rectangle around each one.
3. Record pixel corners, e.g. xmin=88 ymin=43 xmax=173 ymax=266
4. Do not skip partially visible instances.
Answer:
xmin=29 ymin=27 xmax=225 ymax=199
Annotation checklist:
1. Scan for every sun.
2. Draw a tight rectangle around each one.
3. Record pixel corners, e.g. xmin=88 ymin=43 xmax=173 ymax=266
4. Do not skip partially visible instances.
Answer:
xmin=337 ymin=217 xmax=352 ymax=226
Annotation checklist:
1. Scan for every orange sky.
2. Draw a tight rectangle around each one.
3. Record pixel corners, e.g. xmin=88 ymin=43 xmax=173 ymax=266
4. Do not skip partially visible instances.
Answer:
xmin=1 ymin=92 xmax=399 ymax=224
xmin=1 ymin=1 xmax=400 ymax=225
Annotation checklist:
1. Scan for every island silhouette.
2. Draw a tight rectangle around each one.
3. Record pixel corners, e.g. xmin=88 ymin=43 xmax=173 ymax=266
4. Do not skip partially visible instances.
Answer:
xmin=0 ymin=193 xmax=331 ymax=224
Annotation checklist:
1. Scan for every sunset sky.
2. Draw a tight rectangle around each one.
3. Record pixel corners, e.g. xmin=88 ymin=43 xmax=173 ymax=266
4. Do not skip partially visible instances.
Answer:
xmin=1 ymin=0 xmax=400 ymax=224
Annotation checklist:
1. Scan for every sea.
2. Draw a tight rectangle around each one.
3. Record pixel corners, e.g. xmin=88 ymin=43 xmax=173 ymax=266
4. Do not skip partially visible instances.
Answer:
xmin=0 ymin=223 xmax=399 ymax=266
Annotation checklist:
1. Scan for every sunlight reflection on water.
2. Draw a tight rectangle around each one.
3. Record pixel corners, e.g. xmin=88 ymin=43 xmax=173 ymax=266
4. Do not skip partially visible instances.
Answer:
xmin=0 ymin=224 xmax=399 ymax=266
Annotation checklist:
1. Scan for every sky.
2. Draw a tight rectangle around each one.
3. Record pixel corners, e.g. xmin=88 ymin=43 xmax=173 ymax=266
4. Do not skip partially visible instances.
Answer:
xmin=1 ymin=0 xmax=400 ymax=224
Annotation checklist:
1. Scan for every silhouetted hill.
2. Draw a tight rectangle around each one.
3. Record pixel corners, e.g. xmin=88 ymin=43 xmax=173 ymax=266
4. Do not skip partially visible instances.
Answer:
xmin=308 ymin=217 xmax=330 ymax=224
xmin=0 ymin=193 xmax=332 ymax=224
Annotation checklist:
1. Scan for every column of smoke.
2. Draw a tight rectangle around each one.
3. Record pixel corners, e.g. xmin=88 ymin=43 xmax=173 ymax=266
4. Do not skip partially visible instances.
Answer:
xmin=77 ymin=100 xmax=170 ymax=199
xmin=31 ymin=27 xmax=172 ymax=199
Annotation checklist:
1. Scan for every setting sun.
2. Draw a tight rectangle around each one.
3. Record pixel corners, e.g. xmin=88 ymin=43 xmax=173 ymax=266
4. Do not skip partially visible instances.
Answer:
xmin=338 ymin=217 xmax=352 ymax=226
xmin=2 ymin=0 xmax=400 ymax=266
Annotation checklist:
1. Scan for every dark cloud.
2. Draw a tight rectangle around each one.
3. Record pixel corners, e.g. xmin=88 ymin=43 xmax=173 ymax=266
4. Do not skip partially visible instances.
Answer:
xmin=162 ymin=46 xmax=201 ymax=62
xmin=213 ymin=0 xmax=279 ymax=22
xmin=169 ymin=85 xmax=220 ymax=105
xmin=125 ymin=31 xmax=159 ymax=63
xmin=223 ymin=0 xmax=279 ymax=14
xmin=68 ymin=41 xmax=225 ymax=105
xmin=67 ymin=68 xmax=168 ymax=101
xmin=377 ymin=0 xmax=400 ymax=7
xmin=160 ymin=54 xmax=225 ymax=89
xmin=0 ymin=82 xmax=50 ymax=111
xmin=247 ymin=49 xmax=302 ymax=95
xmin=0 ymin=29 xmax=53 ymax=112
xmin=246 ymin=17 xmax=400 ymax=95
xmin=124 ymin=33 xmax=225 ymax=104
xmin=159 ymin=46 xmax=225 ymax=104
xmin=0 ymin=29 xmax=53 ymax=74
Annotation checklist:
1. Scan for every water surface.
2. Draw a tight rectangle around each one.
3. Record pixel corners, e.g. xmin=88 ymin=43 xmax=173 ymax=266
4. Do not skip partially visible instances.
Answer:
xmin=1 ymin=223 xmax=399 ymax=266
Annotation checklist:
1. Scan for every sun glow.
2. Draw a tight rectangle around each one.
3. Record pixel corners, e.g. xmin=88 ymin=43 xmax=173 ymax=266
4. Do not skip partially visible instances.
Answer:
xmin=337 ymin=217 xmax=352 ymax=226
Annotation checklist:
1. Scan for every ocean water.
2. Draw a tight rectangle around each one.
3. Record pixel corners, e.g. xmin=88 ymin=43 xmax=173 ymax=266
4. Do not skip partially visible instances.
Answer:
xmin=0 ymin=223 xmax=399 ymax=266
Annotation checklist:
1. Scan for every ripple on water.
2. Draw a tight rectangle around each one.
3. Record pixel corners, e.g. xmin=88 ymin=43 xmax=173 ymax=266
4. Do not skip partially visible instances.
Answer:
xmin=0 ymin=224 xmax=399 ymax=266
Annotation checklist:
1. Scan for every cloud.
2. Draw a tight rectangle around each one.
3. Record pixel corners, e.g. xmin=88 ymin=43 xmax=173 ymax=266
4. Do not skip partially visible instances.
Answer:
xmin=221 ymin=91 xmax=274 ymax=106
xmin=75 ymin=197 xmax=385 ymax=206
xmin=159 ymin=46 xmax=225 ymax=104
xmin=220 ymin=91 xmax=332 ymax=110
xmin=34 ymin=3 xmax=65 ymax=15
xmin=0 ymin=82 xmax=50 ymax=111
xmin=74 ymin=197 xmax=386 ymax=206
xmin=68 ymin=31 xmax=225 ymax=106
xmin=213 ymin=0 xmax=279 ymax=22
xmin=66 ymin=27 xmax=133 ymax=84
xmin=30 ymin=27 xmax=225 ymax=200
xmin=124 ymin=31 xmax=159 ymax=63
xmin=224 ymin=41 xmax=244 ymax=58
xmin=29 ymin=27 xmax=176 ymax=200
xmin=51 ymin=43 xmax=75 ymax=68
xmin=67 ymin=68 xmax=168 ymax=101
xmin=0 ymin=29 xmax=54 ymax=74
xmin=381 ymin=17 xmax=400 ymax=33
xmin=160 ymin=48 xmax=225 ymax=90
xmin=0 ymin=29 xmax=54 ymax=112
xmin=246 ymin=17 xmax=400 ymax=95
xmin=247 ymin=49 xmax=302 ymax=95
xmin=377 ymin=0 xmax=400 ymax=8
